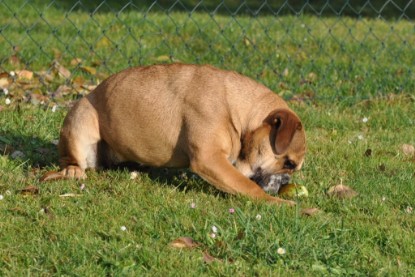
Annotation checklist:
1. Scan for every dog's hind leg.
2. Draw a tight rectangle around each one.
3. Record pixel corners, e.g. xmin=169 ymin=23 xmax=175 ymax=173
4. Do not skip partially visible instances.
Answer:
xmin=41 ymin=98 xmax=100 ymax=181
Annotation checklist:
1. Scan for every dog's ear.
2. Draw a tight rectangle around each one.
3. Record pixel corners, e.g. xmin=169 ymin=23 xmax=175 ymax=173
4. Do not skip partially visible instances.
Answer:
xmin=265 ymin=109 xmax=302 ymax=155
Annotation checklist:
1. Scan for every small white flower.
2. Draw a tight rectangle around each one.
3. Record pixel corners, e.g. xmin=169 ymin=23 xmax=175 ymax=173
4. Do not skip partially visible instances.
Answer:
xmin=277 ymin=247 xmax=286 ymax=255
xmin=190 ymin=202 xmax=196 ymax=209
xmin=210 ymin=233 xmax=216 ymax=239
xmin=382 ymin=196 xmax=386 ymax=202
xmin=357 ymin=135 xmax=364 ymax=140
xmin=2 ymin=88 xmax=8 ymax=95
xmin=80 ymin=184 xmax=86 ymax=191
xmin=51 ymin=139 xmax=59 ymax=145
xmin=51 ymin=105 xmax=57 ymax=113
xmin=120 ymin=226 xmax=127 ymax=231
xmin=362 ymin=117 xmax=368 ymax=123
xmin=9 ymin=71 xmax=15 ymax=77
xmin=255 ymin=214 xmax=262 ymax=220
xmin=211 ymin=225 xmax=218 ymax=233
xmin=5 ymin=98 xmax=11 ymax=105
xmin=405 ymin=206 xmax=413 ymax=214
xmin=0 ymin=195 xmax=4 ymax=200
xmin=130 ymin=171 xmax=138 ymax=180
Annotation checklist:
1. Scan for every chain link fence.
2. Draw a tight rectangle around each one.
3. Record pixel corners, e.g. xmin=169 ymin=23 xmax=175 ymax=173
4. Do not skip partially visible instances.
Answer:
xmin=0 ymin=0 xmax=414 ymax=103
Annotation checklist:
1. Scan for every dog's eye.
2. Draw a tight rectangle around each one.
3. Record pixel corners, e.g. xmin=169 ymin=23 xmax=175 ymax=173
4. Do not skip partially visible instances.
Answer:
xmin=283 ymin=159 xmax=297 ymax=170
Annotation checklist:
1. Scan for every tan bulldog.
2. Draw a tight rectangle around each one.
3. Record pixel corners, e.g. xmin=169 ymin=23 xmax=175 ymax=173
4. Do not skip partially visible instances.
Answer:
xmin=42 ymin=64 xmax=306 ymax=205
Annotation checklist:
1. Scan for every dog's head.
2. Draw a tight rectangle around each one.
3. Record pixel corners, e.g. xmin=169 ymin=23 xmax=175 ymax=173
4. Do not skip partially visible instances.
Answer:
xmin=236 ymin=109 xmax=306 ymax=194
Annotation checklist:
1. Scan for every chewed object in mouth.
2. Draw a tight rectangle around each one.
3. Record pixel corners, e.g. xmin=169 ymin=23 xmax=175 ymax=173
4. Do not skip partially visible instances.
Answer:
xmin=251 ymin=173 xmax=291 ymax=194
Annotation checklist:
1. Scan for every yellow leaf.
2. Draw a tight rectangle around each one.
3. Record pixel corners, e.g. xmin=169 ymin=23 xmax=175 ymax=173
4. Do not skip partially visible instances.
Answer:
xmin=80 ymin=66 xmax=96 ymax=75
xmin=70 ymin=58 xmax=82 ymax=66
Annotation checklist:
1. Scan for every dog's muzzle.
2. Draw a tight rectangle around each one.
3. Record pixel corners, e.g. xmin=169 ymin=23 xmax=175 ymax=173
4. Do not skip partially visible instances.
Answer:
xmin=250 ymin=169 xmax=291 ymax=194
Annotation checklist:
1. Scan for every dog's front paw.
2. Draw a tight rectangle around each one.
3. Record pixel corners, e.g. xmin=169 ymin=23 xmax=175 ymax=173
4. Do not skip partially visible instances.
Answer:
xmin=61 ymin=165 xmax=86 ymax=179
xmin=40 ymin=165 xmax=86 ymax=182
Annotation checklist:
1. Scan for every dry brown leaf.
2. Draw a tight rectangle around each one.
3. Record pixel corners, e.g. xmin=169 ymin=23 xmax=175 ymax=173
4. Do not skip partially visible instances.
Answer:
xmin=72 ymin=76 xmax=86 ymax=87
xmin=58 ymin=65 xmax=71 ymax=79
xmin=81 ymin=84 xmax=97 ymax=91
xmin=169 ymin=237 xmax=200 ymax=249
xmin=402 ymin=144 xmax=415 ymax=156
xmin=0 ymin=72 xmax=12 ymax=88
xmin=301 ymin=207 xmax=321 ymax=216
xmin=327 ymin=184 xmax=358 ymax=199
xmin=20 ymin=185 xmax=39 ymax=195
xmin=202 ymin=251 xmax=220 ymax=263
xmin=53 ymin=61 xmax=71 ymax=79
xmin=17 ymin=70 xmax=33 ymax=80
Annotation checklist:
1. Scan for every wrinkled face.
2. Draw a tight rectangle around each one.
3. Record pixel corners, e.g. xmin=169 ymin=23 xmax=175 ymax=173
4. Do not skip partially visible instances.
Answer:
xmin=235 ymin=109 xmax=306 ymax=194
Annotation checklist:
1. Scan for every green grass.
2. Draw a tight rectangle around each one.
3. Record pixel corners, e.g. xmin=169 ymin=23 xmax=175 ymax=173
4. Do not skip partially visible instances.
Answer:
xmin=1 ymin=1 xmax=414 ymax=102
xmin=1 ymin=95 xmax=414 ymax=276
xmin=1 ymin=2 xmax=415 ymax=276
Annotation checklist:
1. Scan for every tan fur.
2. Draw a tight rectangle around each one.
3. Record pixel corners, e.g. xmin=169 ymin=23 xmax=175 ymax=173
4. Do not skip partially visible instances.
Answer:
xmin=42 ymin=64 xmax=306 ymax=205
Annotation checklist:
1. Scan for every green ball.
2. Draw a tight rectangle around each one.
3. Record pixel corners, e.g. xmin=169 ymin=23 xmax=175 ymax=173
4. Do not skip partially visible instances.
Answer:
xmin=278 ymin=184 xmax=309 ymax=198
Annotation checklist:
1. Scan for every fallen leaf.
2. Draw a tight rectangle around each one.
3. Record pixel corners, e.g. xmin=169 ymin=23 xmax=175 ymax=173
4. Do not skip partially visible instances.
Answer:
xmin=70 ymin=58 xmax=82 ymax=66
xmin=59 ymin=193 xmax=82 ymax=198
xmin=52 ymin=85 xmax=72 ymax=98
xmin=53 ymin=61 xmax=71 ymax=79
xmin=0 ymin=72 xmax=12 ymax=88
xmin=327 ymin=184 xmax=358 ymax=199
xmin=402 ymin=144 xmax=415 ymax=156
xmin=80 ymin=66 xmax=96 ymax=75
xmin=243 ymin=36 xmax=251 ymax=47
xmin=17 ymin=70 xmax=33 ymax=80
xmin=301 ymin=207 xmax=321 ymax=216
xmin=169 ymin=237 xmax=200 ymax=249
xmin=20 ymin=185 xmax=39 ymax=195
xmin=81 ymin=84 xmax=97 ymax=91
xmin=202 ymin=251 xmax=220 ymax=263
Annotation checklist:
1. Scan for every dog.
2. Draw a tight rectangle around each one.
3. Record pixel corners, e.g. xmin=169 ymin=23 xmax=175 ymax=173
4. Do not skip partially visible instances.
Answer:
xmin=42 ymin=64 xmax=306 ymax=206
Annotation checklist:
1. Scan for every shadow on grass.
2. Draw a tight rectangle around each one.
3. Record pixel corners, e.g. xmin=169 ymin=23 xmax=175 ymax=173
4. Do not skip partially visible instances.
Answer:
xmin=0 ymin=131 xmax=224 ymax=195
xmin=111 ymin=162 xmax=227 ymax=197
xmin=0 ymin=132 xmax=58 ymax=168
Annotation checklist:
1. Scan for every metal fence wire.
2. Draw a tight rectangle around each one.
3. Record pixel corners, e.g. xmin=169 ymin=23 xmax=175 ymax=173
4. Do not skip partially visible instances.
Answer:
xmin=0 ymin=1 xmax=414 ymax=102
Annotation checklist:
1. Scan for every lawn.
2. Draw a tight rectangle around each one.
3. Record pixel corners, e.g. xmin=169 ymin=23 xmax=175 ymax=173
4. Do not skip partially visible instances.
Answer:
xmin=1 ymin=1 xmax=415 ymax=276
